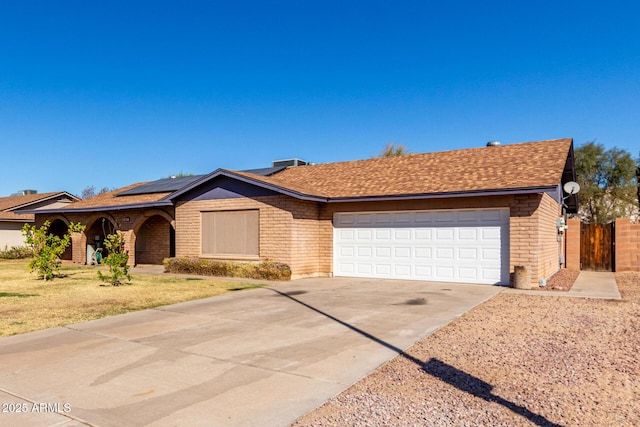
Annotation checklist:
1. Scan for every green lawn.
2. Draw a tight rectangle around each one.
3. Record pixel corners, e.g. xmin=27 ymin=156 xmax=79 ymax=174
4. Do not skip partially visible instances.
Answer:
xmin=0 ymin=259 xmax=265 ymax=336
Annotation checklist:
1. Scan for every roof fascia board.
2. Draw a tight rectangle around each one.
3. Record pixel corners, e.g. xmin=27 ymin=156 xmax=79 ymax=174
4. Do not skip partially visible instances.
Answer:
xmin=168 ymin=169 xmax=328 ymax=203
xmin=22 ymin=200 xmax=173 ymax=215
xmin=326 ymin=186 xmax=561 ymax=203
xmin=6 ymin=192 xmax=79 ymax=212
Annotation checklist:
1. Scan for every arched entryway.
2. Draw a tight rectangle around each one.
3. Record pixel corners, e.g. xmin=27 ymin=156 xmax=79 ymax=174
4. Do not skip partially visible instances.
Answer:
xmin=85 ymin=217 xmax=117 ymax=264
xmin=48 ymin=219 xmax=72 ymax=261
xmin=134 ymin=214 xmax=174 ymax=265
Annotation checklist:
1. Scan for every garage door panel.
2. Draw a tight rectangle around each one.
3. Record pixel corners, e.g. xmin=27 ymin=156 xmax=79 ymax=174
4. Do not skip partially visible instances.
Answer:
xmin=458 ymin=247 xmax=479 ymax=260
xmin=415 ymin=229 xmax=431 ymax=240
xmin=481 ymin=248 xmax=500 ymax=261
xmin=415 ymin=247 xmax=432 ymax=259
xmin=458 ymin=228 xmax=478 ymax=240
xmin=435 ymin=228 xmax=455 ymax=240
xmin=375 ymin=229 xmax=391 ymax=240
xmin=334 ymin=209 xmax=509 ymax=284
xmin=414 ymin=265 xmax=433 ymax=278
xmin=357 ymin=263 xmax=373 ymax=274
xmin=394 ymin=247 xmax=411 ymax=258
xmin=357 ymin=247 xmax=373 ymax=257
xmin=481 ymin=228 xmax=501 ymax=240
xmin=435 ymin=247 xmax=454 ymax=260
xmin=375 ymin=246 xmax=392 ymax=258
xmin=459 ymin=267 xmax=479 ymax=280
xmin=394 ymin=229 xmax=411 ymax=240
xmin=339 ymin=246 xmax=355 ymax=257
xmin=394 ymin=265 xmax=412 ymax=277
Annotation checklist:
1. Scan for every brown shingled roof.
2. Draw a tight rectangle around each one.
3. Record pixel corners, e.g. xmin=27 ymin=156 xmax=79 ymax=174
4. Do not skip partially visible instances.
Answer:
xmin=62 ymin=182 xmax=172 ymax=210
xmin=45 ymin=138 xmax=573 ymax=212
xmin=234 ymin=138 xmax=573 ymax=198
xmin=0 ymin=192 xmax=77 ymax=221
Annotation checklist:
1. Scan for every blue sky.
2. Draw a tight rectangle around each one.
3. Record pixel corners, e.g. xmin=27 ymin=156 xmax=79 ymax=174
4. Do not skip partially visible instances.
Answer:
xmin=1 ymin=1 xmax=638 ymax=197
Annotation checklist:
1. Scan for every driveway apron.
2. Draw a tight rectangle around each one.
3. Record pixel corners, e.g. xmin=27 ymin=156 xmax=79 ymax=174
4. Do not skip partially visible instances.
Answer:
xmin=0 ymin=277 xmax=502 ymax=427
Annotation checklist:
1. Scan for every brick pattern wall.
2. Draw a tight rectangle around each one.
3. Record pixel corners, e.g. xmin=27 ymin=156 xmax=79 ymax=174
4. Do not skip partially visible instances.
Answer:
xmin=537 ymin=193 xmax=562 ymax=281
xmin=615 ymin=218 xmax=640 ymax=271
xmin=175 ymin=196 xmax=294 ymax=268
xmin=509 ymin=193 xmax=562 ymax=286
xmin=135 ymin=215 xmax=171 ymax=264
xmin=37 ymin=208 xmax=175 ymax=266
xmin=35 ymin=191 xmax=567 ymax=285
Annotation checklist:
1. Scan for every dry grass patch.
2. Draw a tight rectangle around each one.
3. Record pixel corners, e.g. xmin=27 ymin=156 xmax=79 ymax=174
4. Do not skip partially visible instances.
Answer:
xmin=0 ymin=259 xmax=265 ymax=336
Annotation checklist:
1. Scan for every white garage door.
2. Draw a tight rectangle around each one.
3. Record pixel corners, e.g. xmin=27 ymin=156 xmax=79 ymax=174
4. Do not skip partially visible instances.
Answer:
xmin=333 ymin=209 xmax=509 ymax=285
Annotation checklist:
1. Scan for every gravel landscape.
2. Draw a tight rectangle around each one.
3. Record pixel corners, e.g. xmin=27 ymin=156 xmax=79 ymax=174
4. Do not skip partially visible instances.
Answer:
xmin=294 ymin=272 xmax=640 ymax=427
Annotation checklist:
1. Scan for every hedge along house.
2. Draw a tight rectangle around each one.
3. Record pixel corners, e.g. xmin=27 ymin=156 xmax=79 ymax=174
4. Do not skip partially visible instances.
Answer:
xmin=33 ymin=138 xmax=577 ymax=287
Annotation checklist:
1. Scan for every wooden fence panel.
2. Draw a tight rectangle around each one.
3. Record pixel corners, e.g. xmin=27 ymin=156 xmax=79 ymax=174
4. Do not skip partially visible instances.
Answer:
xmin=580 ymin=222 xmax=614 ymax=271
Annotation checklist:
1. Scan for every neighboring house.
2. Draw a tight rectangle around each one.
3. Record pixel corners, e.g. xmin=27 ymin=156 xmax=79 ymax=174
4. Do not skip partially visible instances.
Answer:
xmin=0 ymin=191 xmax=79 ymax=253
xmin=31 ymin=138 xmax=578 ymax=286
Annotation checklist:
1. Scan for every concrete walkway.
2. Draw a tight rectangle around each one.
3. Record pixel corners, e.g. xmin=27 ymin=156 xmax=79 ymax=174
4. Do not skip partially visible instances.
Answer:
xmin=502 ymin=270 xmax=621 ymax=299
xmin=0 ymin=277 xmax=502 ymax=427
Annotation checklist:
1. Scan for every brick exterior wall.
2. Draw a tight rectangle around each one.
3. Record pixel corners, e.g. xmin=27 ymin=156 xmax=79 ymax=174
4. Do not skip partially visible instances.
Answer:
xmin=135 ymin=215 xmax=172 ymax=264
xmin=508 ymin=193 xmax=562 ymax=286
xmin=175 ymin=196 xmax=294 ymax=266
xmin=565 ymin=218 xmax=581 ymax=271
xmin=615 ymin=218 xmax=640 ymax=272
xmin=35 ymin=189 xmax=563 ymax=286
xmin=36 ymin=208 xmax=174 ymax=266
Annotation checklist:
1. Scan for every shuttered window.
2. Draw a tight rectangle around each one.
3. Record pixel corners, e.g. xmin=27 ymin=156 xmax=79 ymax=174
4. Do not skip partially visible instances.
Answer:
xmin=201 ymin=210 xmax=259 ymax=257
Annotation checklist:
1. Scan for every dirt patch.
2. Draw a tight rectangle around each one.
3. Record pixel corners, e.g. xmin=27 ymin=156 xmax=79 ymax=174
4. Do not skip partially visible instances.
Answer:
xmin=294 ymin=272 xmax=640 ymax=427
xmin=534 ymin=268 xmax=581 ymax=291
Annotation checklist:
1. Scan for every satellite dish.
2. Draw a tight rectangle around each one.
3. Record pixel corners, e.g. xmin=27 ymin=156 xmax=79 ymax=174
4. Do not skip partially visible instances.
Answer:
xmin=563 ymin=181 xmax=580 ymax=195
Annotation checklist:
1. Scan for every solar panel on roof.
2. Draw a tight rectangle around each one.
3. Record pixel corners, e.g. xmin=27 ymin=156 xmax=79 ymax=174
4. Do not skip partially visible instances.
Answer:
xmin=115 ymin=166 xmax=286 ymax=197
xmin=116 ymin=175 xmax=204 ymax=196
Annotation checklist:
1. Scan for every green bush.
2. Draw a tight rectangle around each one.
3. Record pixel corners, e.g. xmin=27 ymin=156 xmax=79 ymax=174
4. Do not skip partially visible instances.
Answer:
xmin=22 ymin=221 xmax=85 ymax=280
xmin=97 ymin=232 xmax=132 ymax=286
xmin=0 ymin=246 xmax=33 ymax=259
xmin=163 ymin=258 xmax=291 ymax=281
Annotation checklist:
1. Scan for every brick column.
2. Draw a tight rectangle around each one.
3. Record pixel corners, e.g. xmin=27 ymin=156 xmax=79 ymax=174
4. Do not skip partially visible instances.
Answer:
xmin=121 ymin=230 xmax=136 ymax=267
xmin=565 ymin=218 xmax=581 ymax=271
xmin=71 ymin=232 xmax=86 ymax=264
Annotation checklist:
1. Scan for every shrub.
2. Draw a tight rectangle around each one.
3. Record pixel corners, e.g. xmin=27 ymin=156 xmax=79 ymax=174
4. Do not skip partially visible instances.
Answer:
xmin=97 ymin=232 xmax=132 ymax=286
xmin=163 ymin=258 xmax=291 ymax=281
xmin=22 ymin=221 xmax=85 ymax=280
xmin=0 ymin=245 xmax=33 ymax=259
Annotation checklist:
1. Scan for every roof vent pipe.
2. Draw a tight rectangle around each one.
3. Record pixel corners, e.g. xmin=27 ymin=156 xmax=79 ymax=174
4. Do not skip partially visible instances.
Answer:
xmin=486 ymin=141 xmax=501 ymax=147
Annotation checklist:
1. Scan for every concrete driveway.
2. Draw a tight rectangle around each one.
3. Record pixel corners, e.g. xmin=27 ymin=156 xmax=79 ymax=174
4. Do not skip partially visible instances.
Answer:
xmin=0 ymin=277 xmax=502 ymax=427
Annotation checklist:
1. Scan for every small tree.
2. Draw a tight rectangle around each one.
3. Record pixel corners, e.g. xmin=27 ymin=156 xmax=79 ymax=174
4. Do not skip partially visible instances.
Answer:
xmin=81 ymin=186 xmax=111 ymax=199
xmin=379 ymin=142 xmax=408 ymax=157
xmin=97 ymin=232 xmax=131 ymax=286
xmin=575 ymin=141 xmax=639 ymax=223
xmin=22 ymin=221 xmax=85 ymax=280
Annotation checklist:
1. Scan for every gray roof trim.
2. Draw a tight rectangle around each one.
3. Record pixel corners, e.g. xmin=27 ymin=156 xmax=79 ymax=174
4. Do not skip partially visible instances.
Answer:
xmin=325 ymin=186 xmax=560 ymax=203
xmin=171 ymin=170 xmax=561 ymax=204
xmin=167 ymin=169 xmax=329 ymax=202
xmin=21 ymin=200 xmax=173 ymax=215
xmin=241 ymin=166 xmax=288 ymax=176
xmin=5 ymin=192 xmax=80 ymax=212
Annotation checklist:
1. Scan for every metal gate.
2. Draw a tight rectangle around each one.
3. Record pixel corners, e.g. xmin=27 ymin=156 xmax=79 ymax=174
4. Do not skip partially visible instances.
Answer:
xmin=580 ymin=222 xmax=615 ymax=271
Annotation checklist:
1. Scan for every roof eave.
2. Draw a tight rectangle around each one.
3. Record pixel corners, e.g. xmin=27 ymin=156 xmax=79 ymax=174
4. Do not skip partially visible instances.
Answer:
xmin=23 ymin=200 xmax=174 ymax=215
xmin=6 ymin=192 xmax=79 ymax=212
xmin=326 ymin=186 xmax=561 ymax=203
xmin=168 ymin=169 xmax=329 ymax=203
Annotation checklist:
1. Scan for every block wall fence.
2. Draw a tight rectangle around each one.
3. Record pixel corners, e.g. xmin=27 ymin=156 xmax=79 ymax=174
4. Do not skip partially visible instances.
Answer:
xmin=565 ymin=217 xmax=640 ymax=272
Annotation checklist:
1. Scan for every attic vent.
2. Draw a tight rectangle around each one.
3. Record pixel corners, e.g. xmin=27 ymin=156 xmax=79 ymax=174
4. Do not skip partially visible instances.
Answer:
xmin=486 ymin=141 xmax=501 ymax=147
xmin=272 ymin=158 xmax=308 ymax=167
